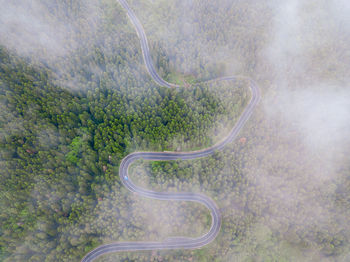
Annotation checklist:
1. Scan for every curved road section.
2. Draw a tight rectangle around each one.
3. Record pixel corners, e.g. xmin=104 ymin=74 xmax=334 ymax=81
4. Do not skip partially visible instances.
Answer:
xmin=81 ymin=1 xmax=260 ymax=261
xmin=119 ymin=0 xmax=179 ymax=88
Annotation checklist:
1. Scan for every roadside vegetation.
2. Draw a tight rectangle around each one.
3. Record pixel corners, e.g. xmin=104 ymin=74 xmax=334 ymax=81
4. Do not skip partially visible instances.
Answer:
xmin=0 ymin=39 xmax=247 ymax=261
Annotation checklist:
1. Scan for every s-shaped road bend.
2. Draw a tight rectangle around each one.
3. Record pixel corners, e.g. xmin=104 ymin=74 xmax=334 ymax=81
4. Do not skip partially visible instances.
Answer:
xmin=81 ymin=0 xmax=260 ymax=261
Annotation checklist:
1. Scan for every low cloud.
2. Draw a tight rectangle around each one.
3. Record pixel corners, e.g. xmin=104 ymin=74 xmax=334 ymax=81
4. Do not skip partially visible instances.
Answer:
xmin=0 ymin=0 xmax=74 ymax=59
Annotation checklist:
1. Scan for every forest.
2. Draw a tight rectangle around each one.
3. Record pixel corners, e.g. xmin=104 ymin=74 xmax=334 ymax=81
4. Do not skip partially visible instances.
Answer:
xmin=1 ymin=0 xmax=350 ymax=261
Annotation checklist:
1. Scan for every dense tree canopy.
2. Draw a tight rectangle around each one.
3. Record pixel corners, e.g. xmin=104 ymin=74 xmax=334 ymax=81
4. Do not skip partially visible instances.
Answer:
xmin=1 ymin=0 xmax=349 ymax=261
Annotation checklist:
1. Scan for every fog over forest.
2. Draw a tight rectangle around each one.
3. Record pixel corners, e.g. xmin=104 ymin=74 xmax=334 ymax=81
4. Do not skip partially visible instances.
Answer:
xmin=0 ymin=0 xmax=349 ymax=261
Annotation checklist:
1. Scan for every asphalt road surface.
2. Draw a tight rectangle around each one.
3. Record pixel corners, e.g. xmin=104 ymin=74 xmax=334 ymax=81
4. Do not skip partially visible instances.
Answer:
xmin=81 ymin=1 xmax=260 ymax=261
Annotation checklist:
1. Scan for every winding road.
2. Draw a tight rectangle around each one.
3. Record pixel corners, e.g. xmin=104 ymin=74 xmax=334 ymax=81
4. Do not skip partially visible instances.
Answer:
xmin=81 ymin=0 xmax=260 ymax=261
